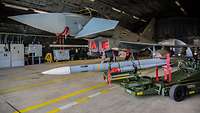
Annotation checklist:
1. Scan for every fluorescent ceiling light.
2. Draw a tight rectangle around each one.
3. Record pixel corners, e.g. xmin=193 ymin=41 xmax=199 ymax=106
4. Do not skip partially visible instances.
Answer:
xmin=3 ymin=2 xmax=48 ymax=13
xmin=175 ymin=1 xmax=181 ymax=6
xmin=180 ymin=7 xmax=185 ymax=12
xmin=3 ymin=3 xmax=28 ymax=10
xmin=180 ymin=7 xmax=187 ymax=15
xmin=133 ymin=16 xmax=139 ymax=20
xmin=141 ymin=19 xmax=147 ymax=22
xmin=112 ymin=7 xmax=121 ymax=13
xmin=33 ymin=9 xmax=48 ymax=13
xmin=84 ymin=7 xmax=97 ymax=12
xmin=122 ymin=11 xmax=127 ymax=14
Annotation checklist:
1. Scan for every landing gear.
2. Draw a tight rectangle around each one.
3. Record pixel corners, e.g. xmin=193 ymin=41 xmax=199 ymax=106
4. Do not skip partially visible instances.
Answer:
xmin=169 ymin=85 xmax=186 ymax=102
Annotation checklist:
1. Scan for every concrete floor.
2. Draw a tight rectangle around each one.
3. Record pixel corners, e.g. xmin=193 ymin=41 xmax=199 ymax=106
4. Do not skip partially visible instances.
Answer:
xmin=0 ymin=59 xmax=199 ymax=113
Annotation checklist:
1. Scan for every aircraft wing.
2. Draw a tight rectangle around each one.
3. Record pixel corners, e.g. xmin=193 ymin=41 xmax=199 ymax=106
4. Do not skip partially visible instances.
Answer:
xmin=75 ymin=17 xmax=119 ymax=38
xmin=119 ymin=41 xmax=158 ymax=50
xmin=9 ymin=13 xmax=119 ymax=37
xmin=9 ymin=13 xmax=90 ymax=36
xmin=119 ymin=40 xmax=199 ymax=49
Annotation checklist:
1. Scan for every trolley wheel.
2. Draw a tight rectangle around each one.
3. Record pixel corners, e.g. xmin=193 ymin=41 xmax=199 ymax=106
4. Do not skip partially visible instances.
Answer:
xmin=169 ymin=85 xmax=186 ymax=102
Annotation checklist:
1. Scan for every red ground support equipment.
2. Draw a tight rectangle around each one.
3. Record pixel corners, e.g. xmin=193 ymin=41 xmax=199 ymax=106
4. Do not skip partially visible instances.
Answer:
xmin=56 ymin=26 xmax=70 ymax=50
xmin=163 ymin=53 xmax=172 ymax=82
xmin=107 ymin=69 xmax=112 ymax=86
xmin=155 ymin=65 xmax=159 ymax=81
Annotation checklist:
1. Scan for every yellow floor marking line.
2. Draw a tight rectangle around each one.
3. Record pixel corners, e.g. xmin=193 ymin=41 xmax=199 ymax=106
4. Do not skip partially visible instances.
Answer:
xmin=46 ymin=86 xmax=117 ymax=113
xmin=0 ymin=74 xmax=93 ymax=95
xmin=46 ymin=108 xmax=61 ymax=113
xmin=19 ymin=82 xmax=100 ymax=106
xmin=100 ymin=89 xmax=110 ymax=94
xmin=13 ymin=82 xmax=106 ymax=113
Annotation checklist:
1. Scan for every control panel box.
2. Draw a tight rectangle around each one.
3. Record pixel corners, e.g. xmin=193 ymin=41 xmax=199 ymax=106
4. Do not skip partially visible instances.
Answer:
xmin=28 ymin=44 xmax=42 ymax=57
xmin=53 ymin=49 xmax=70 ymax=61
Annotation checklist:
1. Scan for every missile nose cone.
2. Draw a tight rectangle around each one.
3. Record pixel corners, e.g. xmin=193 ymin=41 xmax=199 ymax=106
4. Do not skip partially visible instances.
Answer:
xmin=42 ymin=66 xmax=71 ymax=75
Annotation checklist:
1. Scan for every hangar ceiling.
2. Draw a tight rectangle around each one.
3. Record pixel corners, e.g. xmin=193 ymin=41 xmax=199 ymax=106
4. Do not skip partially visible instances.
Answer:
xmin=0 ymin=0 xmax=199 ymax=33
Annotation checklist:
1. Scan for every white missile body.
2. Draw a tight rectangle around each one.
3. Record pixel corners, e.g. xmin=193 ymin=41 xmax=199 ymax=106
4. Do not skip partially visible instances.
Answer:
xmin=42 ymin=58 xmax=166 ymax=75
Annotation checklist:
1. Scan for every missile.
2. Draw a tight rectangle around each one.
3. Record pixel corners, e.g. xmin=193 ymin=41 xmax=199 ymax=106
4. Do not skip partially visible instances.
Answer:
xmin=42 ymin=58 xmax=166 ymax=75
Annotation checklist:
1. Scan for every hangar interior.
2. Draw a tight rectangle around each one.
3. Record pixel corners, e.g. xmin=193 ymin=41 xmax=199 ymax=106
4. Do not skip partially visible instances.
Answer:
xmin=0 ymin=0 xmax=200 ymax=113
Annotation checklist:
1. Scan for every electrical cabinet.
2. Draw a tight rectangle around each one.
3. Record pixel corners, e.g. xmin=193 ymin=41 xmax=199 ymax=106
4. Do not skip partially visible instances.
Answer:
xmin=0 ymin=44 xmax=24 ymax=68
xmin=0 ymin=44 xmax=11 ymax=68
xmin=10 ymin=44 xmax=24 ymax=67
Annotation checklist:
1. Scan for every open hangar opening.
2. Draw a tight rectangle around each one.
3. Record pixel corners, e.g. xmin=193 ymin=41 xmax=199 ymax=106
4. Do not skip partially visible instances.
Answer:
xmin=0 ymin=0 xmax=200 ymax=113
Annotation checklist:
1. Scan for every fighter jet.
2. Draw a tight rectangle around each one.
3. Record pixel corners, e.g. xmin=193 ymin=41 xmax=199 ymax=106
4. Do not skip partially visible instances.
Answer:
xmin=9 ymin=13 xmax=195 ymax=58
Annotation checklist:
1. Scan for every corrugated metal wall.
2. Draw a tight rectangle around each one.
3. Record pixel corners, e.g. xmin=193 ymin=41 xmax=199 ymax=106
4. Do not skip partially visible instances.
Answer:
xmin=155 ymin=17 xmax=200 ymax=42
